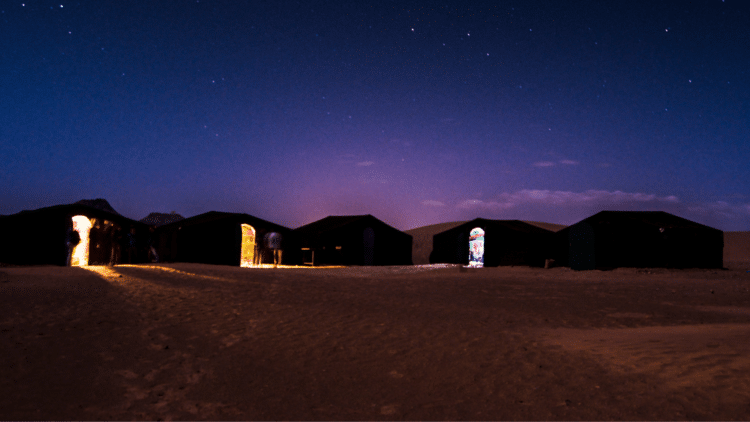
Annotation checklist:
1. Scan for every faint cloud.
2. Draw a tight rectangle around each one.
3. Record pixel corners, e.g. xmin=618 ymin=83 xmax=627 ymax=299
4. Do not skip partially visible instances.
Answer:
xmin=356 ymin=161 xmax=374 ymax=167
xmin=337 ymin=153 xmax=359 ymax=165
xmin=676 ymin=200 xmax=750 ymax=230
xmin=534 ymin=160 xmax=578 ymax=167
xmin=688 ymin=201 xmax=750 ymax=218
xmin=454 ymin=190 xmax=748 ymax=231
xmin=457 ymin=199 xmax=481 ymax=209
xmin=457 ymin=199 xmax=515 ymax=211
xmin=389 ymin=138 xmax=413 ymax=147
xmin=457 ymin=189 xmax=681 ymax=211
xmin=422 ymin=200 xmax=445 ymax=207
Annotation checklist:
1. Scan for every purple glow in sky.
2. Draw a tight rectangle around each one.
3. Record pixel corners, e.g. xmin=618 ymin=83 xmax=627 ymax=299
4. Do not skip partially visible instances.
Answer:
xmin=1 ymin=1 xmax=749 ymax=230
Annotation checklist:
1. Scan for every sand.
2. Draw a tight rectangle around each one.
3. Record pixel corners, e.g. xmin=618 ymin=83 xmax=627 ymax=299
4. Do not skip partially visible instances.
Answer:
xmin=2 ymin=261 xmax=750 ymax=420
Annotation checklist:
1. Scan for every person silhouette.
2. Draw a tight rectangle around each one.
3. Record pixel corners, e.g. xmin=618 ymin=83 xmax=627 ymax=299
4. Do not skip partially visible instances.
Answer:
xmin=264 ymin=232 xmax=283 ymax=268
xmin=110 ymin=227 xmax=123 ymax=266
xmin=65 ymin=226 xmax=80 ymax=266
xmin=147 ymin=226 xmax=159 ymax=263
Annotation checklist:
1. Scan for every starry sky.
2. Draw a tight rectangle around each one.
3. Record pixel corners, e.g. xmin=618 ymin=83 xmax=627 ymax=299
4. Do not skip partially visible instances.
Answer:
xmin=2 ymin=0 xmax=749 ymax=231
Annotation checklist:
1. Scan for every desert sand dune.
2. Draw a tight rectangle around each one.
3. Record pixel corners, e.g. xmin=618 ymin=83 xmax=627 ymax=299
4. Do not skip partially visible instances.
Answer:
xmin=724 ymin=231 xmax=750 ymax=269
xmin=2 ymin=262 xmax=750 ymax=420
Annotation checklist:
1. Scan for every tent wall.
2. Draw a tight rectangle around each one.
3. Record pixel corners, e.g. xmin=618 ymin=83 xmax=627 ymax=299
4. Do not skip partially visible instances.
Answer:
xmin=555 ymin=211 xmax=724 ymax=270
xmin=0 ymin=205 xmax=148 ymax=266
xmin=430 ymin=219 xmax=554 ymax=267
xmin=153 ymin=212 xmax=297 ymax=266
xmin=0 ymin=213 xmax=68 ymax=266
xmin=294 ymin=215 xmax=412 ymax=266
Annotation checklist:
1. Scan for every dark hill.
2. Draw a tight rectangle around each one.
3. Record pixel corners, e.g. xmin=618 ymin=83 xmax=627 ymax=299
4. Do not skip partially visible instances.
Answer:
xmin=140 ymin=212 xmax=185 ymax=227
xmin=74 ymin=199 xmax=120 ymax=215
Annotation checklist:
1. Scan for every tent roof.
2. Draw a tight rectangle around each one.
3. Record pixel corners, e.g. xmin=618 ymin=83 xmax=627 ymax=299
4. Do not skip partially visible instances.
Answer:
xmin=295 ymin=215 xmax=372 ymax=234
xmin=436 ymin=218 xmax=554 ymax=236
xmin=293 ymin=214 xmax=412 ymax=251
xmin=571 ymin=211 xmax=721 ymax=232
xmin=294 ymin=214 xmax=409 ymax=238
xmin=157 ymin=211 xmax=290 ymax=232
xmin=4 ymin=202 xmax=144 ymax=227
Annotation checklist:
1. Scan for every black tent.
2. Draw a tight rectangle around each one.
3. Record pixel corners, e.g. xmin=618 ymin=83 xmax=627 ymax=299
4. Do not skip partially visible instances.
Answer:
xmin=153 ymin=211 xmax=295 ymax=266
xmin=293 ymin=215 xmax=412 ymax=266
xmin=554 ymin=211 xmax=724 ymax=270
xmin=430 ymin=218 xmax=554 ymax=267
xmin=0 ymin=201 xmax=148 ymax=266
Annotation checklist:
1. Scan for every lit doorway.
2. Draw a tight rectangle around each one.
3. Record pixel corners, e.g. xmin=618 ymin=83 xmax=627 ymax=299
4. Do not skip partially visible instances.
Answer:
xmin=71 ymin=215 xmax=93 ymax=266
xmin=469 ymin=227 xmax=485 ymax=267
xmin=240 ymin=224 xmax=256 ymax=267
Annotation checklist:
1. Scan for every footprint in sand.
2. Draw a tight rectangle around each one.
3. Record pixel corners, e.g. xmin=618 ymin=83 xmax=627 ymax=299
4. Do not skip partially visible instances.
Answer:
xmin=380 ymin=404 xmax=398 ymax=415
xmin=115 ymin=369 xmax=139 ymax=379
xmin=222 ymin=334 xmax=243 ymax=348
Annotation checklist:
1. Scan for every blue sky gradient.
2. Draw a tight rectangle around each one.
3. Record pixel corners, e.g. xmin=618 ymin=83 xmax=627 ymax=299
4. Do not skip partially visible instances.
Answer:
xmin=2 ymin=1 xmax=748 ymax=230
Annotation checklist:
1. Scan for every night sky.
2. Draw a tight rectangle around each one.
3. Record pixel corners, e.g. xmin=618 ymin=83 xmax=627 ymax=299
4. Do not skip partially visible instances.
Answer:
xmin=2 ymin=1 xmax=749 ymax=231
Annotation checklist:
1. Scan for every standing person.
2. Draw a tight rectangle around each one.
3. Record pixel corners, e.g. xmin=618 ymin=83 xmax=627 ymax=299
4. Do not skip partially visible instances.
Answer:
xmin=253 ymin=237 xmax=263 ymax=266
xmin=110 ymin=227 xmax=122 ymax=266
xmin=65 ymin=226 xmax=80 ymax=266
xmin=264 ymin=232 xmax=283 ymax=268
xmin=147 ymin=226 xmax=159 ymax=263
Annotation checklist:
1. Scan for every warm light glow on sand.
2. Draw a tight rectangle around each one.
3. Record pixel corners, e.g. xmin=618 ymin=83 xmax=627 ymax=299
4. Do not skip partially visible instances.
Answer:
xmin=83 ymin=265 xmax=119 ymax=279
xmin=117 ymin=264 xmax=234 ymax=281
xmin=84 ymin=263 xmax=454 ymax=290
xmin=71 ymin=215 xmax=93 ymax=266
xmin=247 ymin=263 xmax=344 ymax=269
xmin=130 ymin=263 xmax=345 ymax=272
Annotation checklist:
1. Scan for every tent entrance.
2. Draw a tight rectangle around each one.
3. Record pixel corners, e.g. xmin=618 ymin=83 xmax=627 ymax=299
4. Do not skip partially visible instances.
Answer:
xmin=468 ymin=227 xmax=485 ymax=267
xmin=240 ymin=224 xmax=256 ymax=267
xmin=71 ymin=215 xmax=93 ymax=266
